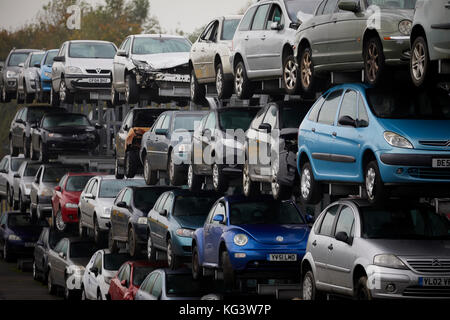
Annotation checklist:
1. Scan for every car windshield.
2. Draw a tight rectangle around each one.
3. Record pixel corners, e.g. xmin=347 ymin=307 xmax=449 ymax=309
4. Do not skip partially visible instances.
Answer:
xmin=360 ymin=206 xmax=450 ymax=240
xmin=99 ymin=179 xmax=146 ymax=198
xmin=43 ymin=114 xmax=91 ymax=128
xmin=8 ymin=53 xmax=29 ymax=66
xmin=70 ymin=242 xmax=97 ymax=258
xmin=173 ymin=195 xmax=218 ymax=217
xmin=133 ymin=110 xmax=162 ymax=127
xmin=43 ymin=167 xmax=82 ymax=183
xmin=229 ymin=201 xmax=305 ymax=225
xmin=174 ymin=114 xmax=204 ymax=132
xmin=366 ymin=0 xmax=416 ymax=9
xmin=132 ymin=37 xmax=191 ymax=55
xmin=218 ymin=109 xmax=259 ymax=131
xmin=222 ymin=19 xmax=241 ymax=40
xmin=134 ymin=188 xmax=167 ymax=213
xmin=103 ymin=253 xmax=130 ymax=271
xmin=284 ymin=0 xmax=321 ymax=21
xmin=366 ymin=87 xmax=450 ymax=119
xmin=166 ymin=274 xmax=211 ymax=297
xmin=24 ymin=164 xmax=40 ymax=177
xmin=8 ymin=214 xmax=35 ymax=227
xmin=44 ymin=51 xmax=58 ymax=66
xmin=133 ymin=266 xmax=155 ymax=286
xmin=27 ymin=107 xmax=65 ymax=123
xmin=66 ymin=176 xmax=93 ymax=192
xmin=30 ymin=54 xmax=44 ymax=67
xmin=11 ymin=158 xmax=25 ymax=172
xmin=69 ymin=42 xmax=116 ymax=59
xmin=48 ymin=229 xmax=65 ymax=249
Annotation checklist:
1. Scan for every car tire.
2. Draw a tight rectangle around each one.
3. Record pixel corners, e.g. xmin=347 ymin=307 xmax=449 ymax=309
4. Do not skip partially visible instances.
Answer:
xmin=30 ymin=140 xmax=38 ymax=161
xmin=299 ymin=161 xmax=322 ymax=205
xmin=54 ymin=208 xmax=67 ymax=232
xmin=128 ymin=228 xmax=140 ymax=258
xmin=39 ymin=140 xmax=48 ymax=163
xmin=302 ymin=270 xmax=326 ymax=300
xmin=111 ymin=84 xmax=120 ymax=106
xmin=16 ymin=89 xmax=24 ymax=104
xmin=144 ymin=156 xmax=157 ymax=185
xmin=168 ymin=151 xmax=184 ymax=186
xmin=299 ymin=46 xmax=317 ymax=94
xmin=190 ymin=69 xmax=206 ymax=104
xmin=221 ymin=251 xmax=236 ymax=291
xmin=234 ymin=61 xmax=253 ymax=100
xmin=97 ymin=289 xmax=103 ymax=301
xmin=187 ymin=164 xmax=202 ymax=192
xmin=192 ymin=245 xmax=203 ymax=280
xmin=81 ymin=287 xmax=87 ymax=300
xmin=23 ymin=136 xmax=30 ymax=158
xmin=79 ymin=217 xmax=88 ymax=238
xmin=124 ymin=150 xmax=138 ymax=179
xmin=363 ymin=36 xmax=385 ymax=86
xmin=167 ymin=239 xmax=180 ymax=270
xmin=2 ymin=86 xmax=12 ymax=103
xmin=24 ymin=83 xmax=33 ymax=104
xmin=9 ymin=138 xmax=19 ymax=157
xmin=212 ymin=163 xmax=228 ymax=193
xmin=47 ymin=270 xmax=56 ymax=295
xmin=2 ymin=242 xmax=13 ymax=262
xmin=410 ymin=36 xmax=435 ymax=88
xmin=216 ymin=63 xmax=232 ymax=100
xmin=283 ymin=55 xmax=300 ymax=95
xmin=243 ymin=160 xmax=259 ymax=197
xmin=30 ymin=203 xmax=37 ymax=220
xmin=19 ymin=191 xmax=27 ymax=213
xmin=271 ymin=180 xmax=292 ymax=201
xmin=93 ymin=217 xmax=103 ymax=245
xmin=32 ymin=261 xmax=39 ymax=281
xmin=115 ymin=158 xmax=124 ymax=180
xmin=355 ymin=276 xmax=373 ymax=300
xmin=364 ymin=160 xmax=387 ymax=205
xmin=6 ymin=186 xmax=14 ymax=208
xmin=50 ymin=85 xmax=60 ymax=107
xmin=125 ymin=74 xmax=139 ymax=105
xmin=147 ymin=232 xmax=157 ymax=262
xmin=59 ymin=78 xmax=74 ymax=104
xmin=108 ymin=227 xmax=119 ymax=254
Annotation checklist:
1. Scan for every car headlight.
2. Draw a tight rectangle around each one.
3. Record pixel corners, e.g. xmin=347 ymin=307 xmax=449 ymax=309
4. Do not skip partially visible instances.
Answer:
xmin=103 ymin=207 xmax=111 ymax=217
xmin=176 ymin=228 xmax=195 ymax=238
xmin=374 ymin=254 xmax=407 ymax=270
xmin=137 ymin=217 xmax=148 ymax=225
xmin=383 ymin=131 xmax=413 ymax=149
xmin=44 ymin=72 xmax=52 ymax=78
xmin=233 ymin=234 xmax=248 ymax=246
xmin=6 ymin=71 xmax=17 ymax=78
xmin=132 ymin=59 xmax=153 ymax=72
xmin=65 ymin=66 xmax=83 ymax=74
xmin=8 ymin=235 xmax=21 ymax=241
xmin=398 ymin=20 xmax=412 ymax=36
xmin=48 ymin=133 xmax=63 ymax=138
xmin=65 ymin=203 xmax=78 ymax=209
xmin=39 ymin=188 xmax=53 ymax=197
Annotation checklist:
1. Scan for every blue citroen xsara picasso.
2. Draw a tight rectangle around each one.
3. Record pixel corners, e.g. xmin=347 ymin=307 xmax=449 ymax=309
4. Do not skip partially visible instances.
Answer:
xmin=297 ymin=83 xmax=450 ymax=204
xmin=37 ymin=49 xmax=58 ymax=103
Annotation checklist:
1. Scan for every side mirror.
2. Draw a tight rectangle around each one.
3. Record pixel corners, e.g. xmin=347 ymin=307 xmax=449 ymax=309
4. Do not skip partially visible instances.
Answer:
xmin=155 ymin=129 xmax=169 ymax=136
xmin=0 ymin=169 xmax=6 ymax=174
xmin=95 ymin=123 xmax=103 ymax=130
xmin=15 ymin=119 xmax=25 ymax=125
xmin=335 ymin=231 xmax=352 ymax=245
xmin=14 ymin=173 xmax=20 ymax=179
xmin=159 ymin=209 xmax=168 ymax=217
xmin=53 ymin=56 xmax=65 ymax=62
xmin=338 ymin=116 xmax=357 ymax=127
xmin=90 ymin=266 xmax=99 ymax=276
xmin=30 ymin=123 xmax=38 ymax=129
xmin=84 ymin=193 xmax=95 ymax=200
xmin=34 ymin=63 xmax=41 ymax=68
xmin=270 ymin=21 xmax=282 ymax=31
xmin=54 ymin=186 xmax=62 ymax=192
xmin=305 ymin=214 xmax=315 ymax=224
xmin=58 ymin=252 xmax=66 ymax=259
xmin=18 ymin=63 xmax=24 ymax=68
xmin=117 ymin=50 xmax=128 ymax=57
xmin=213 ymin=214 xmax=225 ymax=224
xmin=120 ymin=279 xmax=128 ymax=287
xmin=258 ymin=123 xmax=272 ymax=133
xmin=338 ymin=1 xmax=360 ymax=13
xmin=117 ymin=201 xmax=128 ymax=209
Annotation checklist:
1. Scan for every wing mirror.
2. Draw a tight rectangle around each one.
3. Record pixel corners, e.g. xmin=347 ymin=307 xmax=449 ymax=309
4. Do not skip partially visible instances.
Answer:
xmin=155 ymin=129 xmax=169 ymax=136
xmin=335 ymin=231 xmax=353 ymax=245
xmin=0 ymin=169 xmax=6 ymax=174
xmin=213 ymin=214 xmax=225 ymax=224
xmin=338 ymin=1 xmax=361 ymax=13
xmin=270 ymin=21 xmax=282 ymax=31
xmin=58 ymin=252 xmax=66 ymax=259
xmin=159 ymin=209 xmax=168 ymax=217
xmin=84 ymin=193 xmax=95 ymax=200
xmin=338 ymin=116 xmax=357 ymax=127
xmin=120 ymin=279 xmax=128 ymax=287
xmin=95 ymin=123 xmax=103 ymax=130
xmin=117 ymin=50 xmax=128 ymax=57
xmin=18 ymin=63 xmax=24 ymax=68
xmin=117 ymin=201 xmax=127 ymax=209
xmin=34 ymin=63 xmax=41 ymax=68
xmin=53 ymin=56 xmax=65 ymax=62
xmin=90 ymin=266 xmax=99 ymax=276
xmin=258 ymin=123 xmax=272 ymax=133
xmin=15 ymin=119 xmax=25 ymax=125
xmin=14 ymin=173 xmax=20 ymax=179
xmin=305 ymin=214 xmax=315 ymax=224
xmin=54 ymin=186 xmax=62 ymax=192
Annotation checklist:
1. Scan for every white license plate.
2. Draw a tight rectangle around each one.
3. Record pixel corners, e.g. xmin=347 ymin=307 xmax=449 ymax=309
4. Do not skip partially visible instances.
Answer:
xmin=432 ymin=159 xmax=450 ymax=168
xmin=268 ymin=254 xmax=297 ymax=262
xmin=420 ymin=277 xmax=450 ymax=287
xmin=88 ymin=78 xmax=110 ymax=84
xmin=156 ymin=73 xmax=190 ymax=83
xmin=24 ymin=243 xmax=35 ymax=248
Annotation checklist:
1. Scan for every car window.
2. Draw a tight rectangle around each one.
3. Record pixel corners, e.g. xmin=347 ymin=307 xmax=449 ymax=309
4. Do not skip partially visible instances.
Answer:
xmin=161 ymin=114 xmax=171 ymax=130
xmin=335 ymin=206 xmax=355 ymax=238
xmin=204 ymin=113 xmax=216 ymax=131
xmin=152 ymin=115 xmax=166 ymax=132
xmin=317 ymin=90 xmax=343 ymax=125
xmin=65 ymin=175 xmax=92 ymax=192
xmin=316 ymin=0 xmax=328 ymax=15
xmin=251 ymin=108 xmax=266 ymax=130
xmin=122 ymin=189 xmax=132 ymax=207
xmin=338 ymin=90 xmax=358 ymax=124
xmin=104 ymin=253 xmax=130 ymax=271
xmin=323 ymin=0 xmax=339 ymax=14
xmin=358 ymin=94 xmax=369 ymax=127
xmin=120 ymin=38 xmax=129 ymax=50
xmin=94 ymin=253 xmax=103 ymax=273
xmin=35 ymin=167 xmax=42 ymax=182
xmin=60 ymin=240 xmax=69 ymax=256
xmin=11 ymin=158 xmax=25 ymax=172
xmin=143 ymin=273 xmax=158 ymax=293
xmin=266 ymin=4 xmax=284 ymax=30
xmin=207 ymin=203 xmax=218 ymax=224
xmin=122 ymin=265 xmax=131 ymax=286
xmin=90 ymin=180 xmax=99 ymax=196
xmin=69 ymin=42 xmax=116 ymax=59
xmin=251 ymin=4 xmax=271 ymax=30
xmin=151 ymin=274 xmax=163 ymax=298
xmin=239 ymin=6 xmax=258 ymax=31
xmin=280 ymin=105 xmax=310 ymax=129
xmin=54 ymin=239 xmax=64 ymax=253
xmin=173 ymin=195 xmax=218 ymax=217
xmin=319 ymin=205 xmax=339 ymax=236
xmin=229 ymin=201 xmax=305 ymax=225
xmin=133 ymin=266 xmax=155 ymax=286
xmin=209 ymin=21 xmax=220 ymax=42
xmin=4 ymin=159 xmax=9 ymax=173
xmin=212 ymin=202 xmax=226 ymax=224
xmin=161 ymin=193 xmax=174 ymax=214
xmin=115 ymin=189 xmax=125 ymax=204
xmin=153 ymin=193 xmax=167 ymax=212
xmin=200 ymin=21 xmax=215 ymax=41
xmin=117 ymin=264 xmax=127 ymax=281
xmin=221 ymin=19 xmax=241 ymax=40
xmin=366 ymin=0 xmax=416 ymax=9
xmin=98 ymin=179 xmax=145 ymax=198
xmin=132 ymin=37 xmax=191 ymax=55
xmin=134 ymin=188 xmax=167 ymax=213
xmin=262 ymin=105 xmax=278 ymax=129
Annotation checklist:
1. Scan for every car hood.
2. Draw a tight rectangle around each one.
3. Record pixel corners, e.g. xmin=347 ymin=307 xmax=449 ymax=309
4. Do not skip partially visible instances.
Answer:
xmin=65 ymin=191 xmax=82 ymax=203
xmin=131 ymin=52 xmax=189 ymax=70
xmin=380 ymin=8 xmax=414 ymax=21
xmin=96 ymin=198 xmax=115 ymax=208
xmin=365 ymin=239 xmax=450 ymax=258
xmin=233 ymin=224 xmax=310 ymax=245
xmin=8 ymin=226 xmax=42 ymax=241
xmin=173 ymin=216 xmax=207 ymax=230
xmin=45 ymin=126 xmax=97 ymax=134
xmin=70 ymin=257 xmax=90 ymax=267
xmin=67 ymin=58 xmax=113 ymax=71
xmin=5 ymin=66 xmax=21 ymax=75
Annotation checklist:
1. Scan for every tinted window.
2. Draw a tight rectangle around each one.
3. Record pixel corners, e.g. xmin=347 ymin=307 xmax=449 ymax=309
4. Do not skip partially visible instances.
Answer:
xmin=239 ymin=6 xmax=258 ymax=31
xmin=222 ymin=19 xmax=241 ymax=40
xmin=219 ymin=109 xmax=259 ymax=131
xmin=69 ymin=42 xmax=116 ymax=59
xmin=166 ymin=274 xmax=208 ymax=297
xmin=335 ymin=206 xmax=355 ymax=237
xmin=27 ymin=107 xmax=65 ymax=123
xmin=204 ymin=113 xmax=216 ymax=131
xmin=43 ymin=167 xmax=81 ymax=183
xmin=317 ymin=90 xmax=342 ymax=125
xmin=8 ymin=53 xmax=29 ymax=66
xmin=319 ymin=206 xmax=338 ymax=236
xmin=103 ymin=253 xmax=130 ymax=271
xmin=281 ymin=106 xmax=309 ymax=129
xmin=43 ymin=114 xmax=91 ymax=128
xmin=174 ymin=114 xmax=204 ymax=131
xmin=133 ymin=266 xmax=155 ymax=286
xmin=65 ymin=175 xmax=93 ymax=192
xmin=132 ymin=38 xmax=191 ymax=55
xmin=133 ymin=110 xmax=162 ymax=128
xmin=69 ymin=242 xmax=96 ymax=258
xmin=173 ymin=195 xmax=218 ymax=217
xmin=134 ymin=188 xmax=167 ymax=213
xmin=11 ymin=158 xmax=25 ymax=172
xmin=266 ymin=5 xmax=284 ymax=29
xmin=7 ymin=214 xmax=41 ymax=227
xmin=263 ymin=106 xmax=278 ymax=129
xmin=358 ymin=94 xmax=369 ymax=126
xmin=99 ymin=179 xmax=146 ymax=198
xmin=30 ymin=54 xmax=44 ymax=67
xmin=251 ymin=4 xmax=270 ymax=30
xmin=151 ymin=275 xmax=163 ymax=298
xmin=229 ymin=201 xmax=304 ymax=225
xmin=338 ymin=90 xmax=358 ymax=123
xmin=44 ymin=51 xmax=58 ymax=66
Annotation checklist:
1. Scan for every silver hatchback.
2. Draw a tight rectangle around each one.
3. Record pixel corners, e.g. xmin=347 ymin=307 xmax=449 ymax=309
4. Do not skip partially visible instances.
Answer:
xmin=302 ymin=199 xmax=450 ymax=300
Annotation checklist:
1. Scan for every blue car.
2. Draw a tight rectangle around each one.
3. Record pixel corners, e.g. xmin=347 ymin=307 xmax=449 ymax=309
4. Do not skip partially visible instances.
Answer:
xmin=37 ymin=49 xmax=58 ymax=103
xmin=192 ymin=195 xmax=311 ymax=289
xmin=297 ymin=84 xmax=450 ymax=205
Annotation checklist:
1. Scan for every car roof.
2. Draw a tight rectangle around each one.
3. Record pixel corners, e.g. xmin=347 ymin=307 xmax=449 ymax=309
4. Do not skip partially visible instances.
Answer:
xmin=133 ymin=34 xmax=187 ymax=39
xmin=335 ymin=198 xmax=426 ymax=209
xmin=323 ymin=83 xmax=371 ymax=96
xmin=169 ymin=189 xmax=219 ymax=197
xmin=65 ymin=172 xmax=107 ymax=177
xmin=67 ymin=40 xmax=114 ymax=44
xmin=127 ymin=186 xmax=176 ymax=192
xmin=43 ymin=112 xmax=86 ymax=118
xmin=223 ymin=194 xmax=287 ymax=204
xmin=216 ymin=106 xmax=261 ymax=113
xmin=10 ymin=49 xmax=39 ymax=54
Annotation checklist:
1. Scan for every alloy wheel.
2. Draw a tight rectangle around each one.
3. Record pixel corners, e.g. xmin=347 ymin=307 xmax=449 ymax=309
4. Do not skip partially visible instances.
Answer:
xmin=59 ymin=81 xmax=67 ymax=102
xmin=301 ymin=51 xmax=312 ymax=88
xmin=147 ymin=236 xmax=154 ymax=261
xmin=284 ymin=59 xmax=297 ymax=90
xmin=187 ymin=165 xmax=194 ymax=189
xmin=303 ymin=275 xmax=313 ymax=300
xmin=169 ymin=155 xmax=175 ymax=183
xmin=190 ymin=75 xmax=196 ymax=100
xmin=33 ymin=262 xmax=38 ymax=280
xmin=129 ymin=229 xmax=136 ymax=257
xmin=365 ymin=167 xmax=376 ymax=200
xmin=167 ymin=241 xmax=173 ymax=267
xmin=366 ymin=43 xmax=379 ymax=82
xmin=216 ymin=68 xmax=224 ymax=97
xmin=55 ymin=210 xmax=66 ymax=232
xmin=125 ymin=77 xmax=130 ymax=103
xmin=235 ymin=65 xmax=243 ymax=97
xmin=411 ymin=41 xmax=426 ymax=82
xmin=212 ymin=164 xmax=220 ymax=190
xmin=301 ymin=167 xmax=312 ymax=200
xmin=243 ymin=162 xmax=251 ymax=195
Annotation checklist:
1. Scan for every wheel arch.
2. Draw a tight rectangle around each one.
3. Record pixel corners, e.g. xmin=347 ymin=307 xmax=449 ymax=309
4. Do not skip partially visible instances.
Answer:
xmin=282 ymin=43 xmax=294 ymax=63
xmin=410 ymin=24 xmax=426 ymax=44
xmin=214 ymin=55 xmax=222 ymax=70
xmin=352 ymin=264 xmax=367 ymax=292
xmin=362 ymin=28 xmax=382 ymax=52
xmin=361 ymin=148 xmax=376 ymax=177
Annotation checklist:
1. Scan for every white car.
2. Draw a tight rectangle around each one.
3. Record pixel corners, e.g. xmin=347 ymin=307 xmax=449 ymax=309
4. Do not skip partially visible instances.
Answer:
xmin=16 ymin=51 xmax=45 ymax=104
xmin=82 ymin=249 xmax=130 ymax=300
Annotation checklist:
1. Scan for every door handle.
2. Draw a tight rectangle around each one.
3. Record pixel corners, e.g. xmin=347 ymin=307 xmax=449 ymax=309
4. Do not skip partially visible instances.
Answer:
xmin=312 ymin=128 xmax=316 ymax=133
xmin=261 ymin=35 xmax=266 ymax=40
xmin=328 ymin=244 xmax=334 ymax=251
xmin=332 ymin=132 xmax=337 ymax=137
xmin=245 ymin=36 xmax=249 ymax=41
xmin=312 ymin=240 xmax=317 ymax=247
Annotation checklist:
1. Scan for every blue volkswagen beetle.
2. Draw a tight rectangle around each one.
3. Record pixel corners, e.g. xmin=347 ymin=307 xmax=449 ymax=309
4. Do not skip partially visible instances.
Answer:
xmin=37 ymin=49 xmax=58 ymax=103
xmin=191 ymin=195 xmax=311 ymax=289
xmin=297 ymin=83 xmax=450 ymax=205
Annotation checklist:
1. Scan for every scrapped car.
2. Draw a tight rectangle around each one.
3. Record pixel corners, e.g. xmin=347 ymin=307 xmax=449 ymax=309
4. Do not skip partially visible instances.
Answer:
xmin=244 ymin=101 xmax=310 ymax=199
xmin=297 ymin=83 xmax=450 ymax=205
xmin=190 ymin=15 xmax=242 ymax=102
xmin=33 ymin=227 xmax=65 ymax=283
xmin=36 ymin=49 xmax=59 ymax=103
xmin=16 ymin=51 xmax=45 ymax=104
xmin=115 ymin=108 xmax=170 ymax=179
xmin=51 ymin=40 xmax=117 ymax=105
xmin=78 ymin=175 xmax=146 ymax=244
xmin=0 ymin=212 xmax=48 ymax=262
xmin=109 ymin=186 xmax=174 ymax=257
xmin=30 ymin=113 xmax=102 ymax=162
xmin=189 ymin=107 xmax=260 ymax=192
xmin=231 ymin=0 xmax=321 ymax=99
xmin=142 ymin=110 xmax=207 ymax=186
xmin=295 ymin=0 xmax=414 ymax=94
xmin=147 ymin=190 xmax=219 ymax=269
xmin=302 ymin=199 xmax=450 ymax=300
xmin=111 ymin=34 xmax=191 ymax=105
xmin=9 ymin=105 xmax=67 ymax=158
xmin=192 ymin=195 xmax=311 ymax=289
xmin=82 ymin=249 xmax=130 ymax=300
xmin=0 ymin=48 xmax=39 ymax=103
xmin=410 ymin=0 xmax=450 ymax=87
xmin=13 ymin=161 xmax=41 ymax=213
xmin=0 ymin=155 xmax=26 ymax=207
xmin=47 ymin=237 xmax=97 ymax=299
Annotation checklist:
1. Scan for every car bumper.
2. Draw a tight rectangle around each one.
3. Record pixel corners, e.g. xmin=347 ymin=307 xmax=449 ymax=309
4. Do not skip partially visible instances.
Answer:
xmin=427 ymin=27 xmax=450 ymax=61
xmin=97 ymin=215 xmax=111 ymax=231
xmin=171 ymin=235 xmax=193 ymax=257
xmin=277 ymin=149 xmax=298 ymax=187
xmin=133 ymin=223 xmax=148 ymax=244
xmin=135 ymin=70 xmax=191 ymax=97
xmin=41 ymin=79 xmax=52 ymax=92
xmin=381 ymin=35 xmax=411 ymax=63
xmin=4 ymin=78 xmax=18 ymax=92
xmin=46 ymin=138 xmax=99 ymax=154
xmin=65 ymin=74 xmax=112 ymax=91
xmin=61 ymin=206 xmax=79 ymax=223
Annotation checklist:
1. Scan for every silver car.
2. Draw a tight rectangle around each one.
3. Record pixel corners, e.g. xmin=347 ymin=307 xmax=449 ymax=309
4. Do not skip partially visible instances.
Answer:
xmin=231 ymin=0 xmax=321 ymax=99
xmin=16 ymin=51 xmax=45 ymax=104
xmin=0 ymin=155 xmax=26 ymax=207
xmin=51 ymin=40 xmax=117 ymax=106
xmin=302 ymin=199 xmax=450 ymax=300
xmin=189 ymin=15 xmax=242 ymax=102
xmin=12 ymin=161 xmax=41 ymax=213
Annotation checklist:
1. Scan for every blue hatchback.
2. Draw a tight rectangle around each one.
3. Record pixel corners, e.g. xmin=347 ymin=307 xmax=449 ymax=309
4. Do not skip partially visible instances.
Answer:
xmin=297 ymin=84 xmax=450 ymax=204
xmin=191 ymin=195 xmax=311 ymax=289
xmin=37 ymin=49 xmax=58 ymax=103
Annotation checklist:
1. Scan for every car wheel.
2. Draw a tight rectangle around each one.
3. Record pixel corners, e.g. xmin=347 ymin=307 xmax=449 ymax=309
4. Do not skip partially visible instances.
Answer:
xmin=356 ymin=276 xmax=373 ymax=300
xmin=23 ymin=136 xmax=30 ymax=158
xmin=6 ymin=186 xmax=13 ymax=208
xmin=39 ymin=140 xmax=48 ymax=163
xmin=303 ymin=270 xmax=326 ymax=300
xmin=124 ymin=150 xmax=138 ymax=179
xmin=108 ymin=227 xmax=119 ymax=254
xmin=125 ymin=74 xmax=139 ymax=105
xmin=24 ymin=83 xmax=33 ymax=103
xmin=144 ymin=156 xmax=157 ymax=185
xmin=299 ymin=47 xmax=316 ymax=94
xmin=114 ymin=158 xmax=124 ymax=180
xmin=97 ymin=289 xmax=103 ymax=301
xmin=16 ymin=89 xmax=24 ymax=104
xmin=243 ymin=160 xmax=259 ymax=197
xmin=32 ymin=261 xmax=39 ymax=281
xmin=2 ymin=86 xmax=12 ymax=103
xmin=212 ymin=163 xmax=228 ymax=193
xmin=29 ymin=203 xmax=37 ymax=220
xmin=283 ymin=55 xmax=300 ymax=95
xmin=128 ymin=228 xmax=140 ymax=258
xmin=111 ymin=84 xmax=120 ymax=106
xmin=364 ymin=160 xmax=387 ymax=205
xmin=147 ymin=232 xmax=157 ymax=262
xmin=167 ymin=239 xmax=180 ymax=270
xmin=168 ymin=151 xmax=184 ymax=186
xmin=47 ymin=271 xmax=56 ymax=295
xmin=81 ymin=287 xmax=87 ymax=300
xmin=19 ymin=191 xmax=26 ymax=213
xmin=216 ymin=63 xmax=232 ymax=100
xmin=94 ymin=217 xmax=103 ymax=245
xmin=190 ymin=69 xmax=206 ymax=104
xmin=3 ymin=242 xmax=13 ymax=262
xmin=364 ymin=37 xmax=385 ymax=86
xmin=187 ymin=164 xmax=202 ymax=192
xmin=50 ymin=85 xmax=60 ymax=107
xmin=59 ymin=79 xmax=74 ymax=104
xmin=221 ymin=251 xmax=236 ymax=291
xmin=192 ymin=245 xmax=203 ymax=280
xmin=9 ymin=138 xmax=19 ymax=157
xmin=79 ymin=217 xmax=87 ymax=238
xmin=30 ymin=140 xmax=38 ymax=161
xmin=234 ymin=61 xmax=253 ymax=100
xmin=55 ymin=208 xmax=67 ymax=232
xmin=410 ymin=36 xmax=434 ymax=88
xmin=299 ymin=162 xmax=321 ymax=205
xmin=271 ymin=180 xmax=291 ymax=201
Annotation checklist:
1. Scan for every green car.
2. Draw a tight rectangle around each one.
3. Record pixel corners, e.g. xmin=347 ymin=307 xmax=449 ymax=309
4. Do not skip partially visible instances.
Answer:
xmin=294 ymin=0 xmax=415 ymax=93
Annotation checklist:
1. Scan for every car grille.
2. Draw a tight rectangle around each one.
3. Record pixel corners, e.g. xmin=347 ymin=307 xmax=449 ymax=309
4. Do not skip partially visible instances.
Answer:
xmin=407 ymin=168 xmax=450 ymax=180
xmin=162 ymin=65 xmax=190 ymax=75
xmin=407 ymin=259 xmax=450 ymax=273
xmin=86 ymin=69 xmax=111 ymax=74
xmin=403 ymin=286 xmax=450 ymax=298
xmin=419 ymin=140 xmax=450 ymax=147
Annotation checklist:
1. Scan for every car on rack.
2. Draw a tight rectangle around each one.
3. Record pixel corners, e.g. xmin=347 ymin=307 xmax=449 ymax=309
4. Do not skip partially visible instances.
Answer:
xmin=78 ymin=175 xmax=146 ymax=244
xmin=13 ymin=161 xmax=41 ymax=213
xmin=16 ymin=51 xmax=45 ymax=104
xmin=297 ymin=83 xmax=450 ymax=205
xmin=9 ymin=105 xmax=67 ymax=158
xmin=111 ymin=34 xmax=191 ymax=106
xmin=192 ymin=195 xmax=311 ymax=289
xmin=188 ymin=107 xmax=260 ymax=192
xmin=410 ymin=0 xmax=450 ymax=87
xmin=189 ymin=15 xmax=242 ymax=102
xmin=0 ymin=212 xmax=48 ymax=262
xmin=115 ymin=108 xmax=171 ymax=179
xmin=29 ymin=112 xmax=102 ymax=162
xmin=141 ymin=110 xmax=207 ymax=186
xmin=33 ymin=227 xmax=66 ymax=283
xmin=36 ymin=49 xmax=59 ymax=103
xmin=47 ymin=237 xmax=97 ymax=300
xmin=231 ymin=0 xmax=321 ymax=99
xmin=294 ymin=0 xmax=414 ymax=94
xmin=244 ymin=101 xmax=311 ymax=200
xmin=109 ymin=186 xmax=174 ymax=257
xmin=30 ymin=163 xmax=84 ymax=220
xmin=82 ymin=249 xmax=130 ymax=300
xmin=108 ymin=260 xmax=167 ymax=300
xmin=1 ymin=48 xmax=39 ymax=103
xmin=51 ymin=172 xmax=105 ymax=232
xmin=51 ymin=40 xmax=117 ymax=105
xmin=147 ymin=189 xmax=219 ymax=269
xmin=301 ymin=199 xmax=450 ymax=300
xmin=0 ymin=155 xmax=26 ymax=207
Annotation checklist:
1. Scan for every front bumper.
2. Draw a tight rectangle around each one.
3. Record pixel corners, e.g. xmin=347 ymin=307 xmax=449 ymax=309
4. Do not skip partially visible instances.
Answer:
xmin=97 ymin=215 xmax=111 ymax=231
xmin=4 ymin=77 xmax=18 ymax=92
xmin=171 ymin=235 xmax=193 ymax=257
xmin=381 ymin=35 xmax=411 ymax=64
xmin=133 ymin=222 xmax=148 ymax=244
xmin=134 ymin=69 xmax=191 ymax=98
xmin=65 ymin=74 xmax=112 ymax=92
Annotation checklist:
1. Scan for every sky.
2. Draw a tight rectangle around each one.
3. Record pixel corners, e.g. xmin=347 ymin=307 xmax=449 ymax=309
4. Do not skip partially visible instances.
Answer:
xmin=0 ymin=0 xmax=254 ymax=34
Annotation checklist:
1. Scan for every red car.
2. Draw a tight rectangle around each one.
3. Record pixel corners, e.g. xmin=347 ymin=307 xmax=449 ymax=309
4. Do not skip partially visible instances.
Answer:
xmin=108 ymin=260 xmax=167 ymax=300
xmin=51 ymin=172 xmax=106 ymax=232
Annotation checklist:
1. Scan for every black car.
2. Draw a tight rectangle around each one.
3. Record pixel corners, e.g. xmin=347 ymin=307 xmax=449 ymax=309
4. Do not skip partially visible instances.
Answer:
xmin=0 ymin=211 xmax=48 ymax=262
xmin=9 ymin=106 xmax=67 ymax=158
xmin=244 ymin=101 xmax=311 ymax=200
xmin=141 ymin=110 xmax=207 ymax=186
xmin=30 ymin=113 xmax=102 ymax=162
xmin=109 ymin=186 xmax=175 ymax=257
xmin=188 ymin=107 xmax=261 ymax=192
xmin=33 ymin=227 xmax=66 ymax=283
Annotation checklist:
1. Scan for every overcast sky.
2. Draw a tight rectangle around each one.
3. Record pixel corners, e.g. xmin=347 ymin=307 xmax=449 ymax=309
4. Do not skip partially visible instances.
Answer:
xmin=0 ymin=0 xmax=254 ymax=34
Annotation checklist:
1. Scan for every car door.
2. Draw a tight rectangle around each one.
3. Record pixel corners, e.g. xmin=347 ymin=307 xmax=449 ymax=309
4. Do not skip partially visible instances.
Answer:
xmin=79 ymin=179 xmax=94 ymax=225
xmin=85 ymin=252 xmax=97 ymax=299
xmin=204 ymin=20 xmax=220 ymax=80
xmin=118 ymin=188 xmax=133 ymax=239
xmin=52 ymin=43 xmax=67 ymax=91
xmin=116 ymin=111 xmax=133 ymax=162
xmin=116 ymin=263 xmax=131 ymax=300
xmin=0 ymin=213 xmax=7 ymax=247
xmin=153 ymin=114 xmax=172 ymax=171
xmin=86 ymin=180 xmax=99 ymax=228
xmin=257 ymin=104 xmax=278 ymax=177
xmin=0 ymin=157 xmax=8 ymax=196
xmin=30 ymin=166 xmax=42 ymax=207
xmin=89 ymin=252 xmax=103 ymax=299
xmin=155 ymin=193 xmax=174 ymax=249
xmin=193 ymin=22 xmax=215 ymax=81
xmin=199 ymin=112 xmax=217 ymax=174
xmin=246 ymin=3 xmax=271 ymax=73
xmin=260 ymin=3 xmax=286 ymax=74
xmin=114 ymin=37 xmax=131 ymax=89
xmin=110 ymin=263 xmax=127 ymax=300
xmin=192 ymin=115 xmax=207 ymax=172
xmin=11 ymin=109 xmax=23 ymax=146
xmin=54 ymin=239 xmax=69 ymax=286
xmin=204 ymin=202 xmax=226 ymax=265
xmin=246 ymin=107 xmax=267 ymax=176
xmin=148 ymin=193 xmax=168 ymax=248
xmin=111 ymin=189 xmax=125 ymax=240
xmin=146 ymin=114 xmax=166 ymax=168
xmin=34 ymin=229 xmax=47 ymax=272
